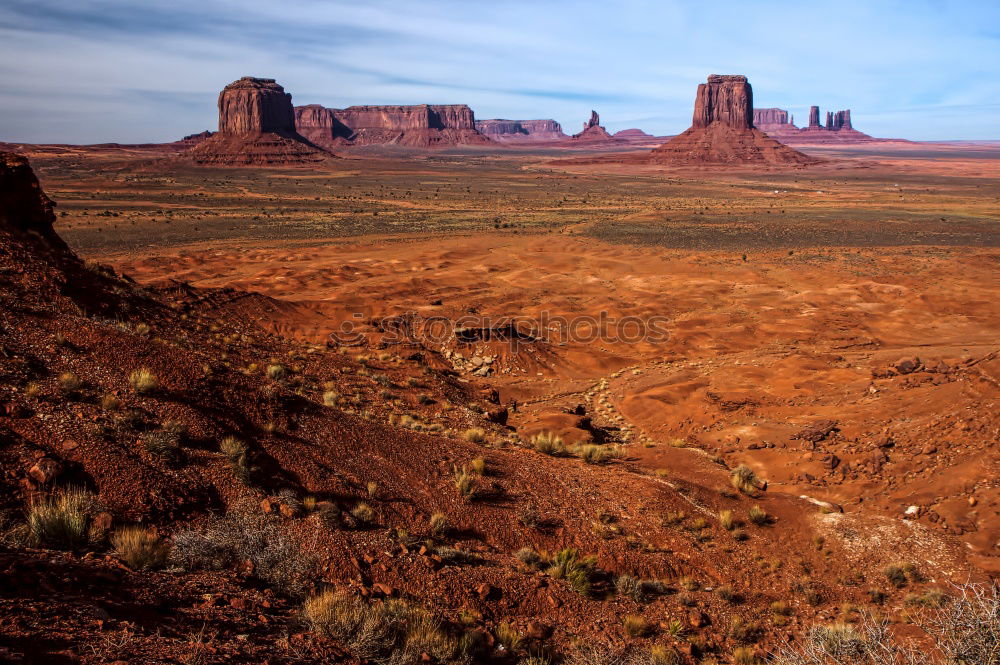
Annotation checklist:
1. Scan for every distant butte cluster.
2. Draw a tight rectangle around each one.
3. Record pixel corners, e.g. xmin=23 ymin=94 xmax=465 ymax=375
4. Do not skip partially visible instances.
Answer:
xmin=649 ymin=75 xmax=817 ymax=165
xmin=179 ymin=73 xmax=886 ymax=166
xmin=753 ymin=105 xmax=875 ymax=144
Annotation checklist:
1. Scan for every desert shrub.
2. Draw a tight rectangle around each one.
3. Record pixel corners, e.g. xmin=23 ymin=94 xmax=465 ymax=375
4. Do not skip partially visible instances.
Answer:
xmin=719 ymin=509 xmax=736 ymax=530
xmin=730 ymin=464 xmax=759 ymax=495
xmin=112 ymin=526 xmax=169 ymax=569
xmin=100 ymin=393 xmax=121 ymax=411
xmin=58 ymin=371 xmax=82 ymax=395
xmin=435 ymin=546 xmax=480 ymax=565
xmin=616 ymin=574 xmax=642 ymax=600
xmin=304 ymin=590 xmax=468 ymax=663
xmin=748 ymin=506 xmax=769 ymax=525
xmin=323 ymin=390 xmax=340 ymax=407
xmin=623 ymin=614 xmax=650 ymax=637
xmin=129 ymin=367 xmax=159 ymax=394
xmin=26 ymin=488 xmax=93 ymax=550
xmin=732 ymin=528 xmax=748 ymax=541
xmin=717 ymin=585 xmax=744 ymax=604
xmin=462 ymin=428 xmax=486 ymax=444
xmin=266 ymin=364 xmax=287 ymax=381
xmin=219 ymin=435 xmax=252 ymax=482
xmin=469 ymin=457 xmax=487 ymax=475
xmin=771 ymin=601 xmax=793 ymax=616
xmin=545 ymin=548 xmax=598 ymax=596
xmin=171 ymin=511 xmax=314 ymax=596
xmin=452 ymin=465 xmax=477 ymax=500
xmin=366 ymin=482 xmax=378 ymax=498
xmin=429 ymin=512 xmax=450 ymax=538
xmin=665 ymin=619 xmax=686 ymax=636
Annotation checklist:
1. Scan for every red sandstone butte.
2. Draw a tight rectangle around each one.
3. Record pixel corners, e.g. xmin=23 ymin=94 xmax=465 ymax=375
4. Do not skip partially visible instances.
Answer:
xmin=294 ymin=104 xmax=492 ymax=148
xmin=571 ymin=110 xmax=617 ymax=142
xmin=186 ymin=77 xmax=332 ymax=166
xmin=758 ymin=105 xmax=876 ymax=144
xmin=649 ymin=75 xmax=816 ymax=165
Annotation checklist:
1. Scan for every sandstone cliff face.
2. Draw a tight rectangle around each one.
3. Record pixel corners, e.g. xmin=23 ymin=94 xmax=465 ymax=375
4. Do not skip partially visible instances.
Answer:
xmin=475 ymin=118 xmax=566 ymax=141
xmin=186 ymin=77 xmax=332 ymax=166
xmin=650 ymin=75 xmax=816 ymax=165
xmin=218 ymin=77 xmax=296 ymax=136
xmin=294 ymin=103 xmax=491 ymax=147
xmin=692 ymin=75 xmax=753 ymax=130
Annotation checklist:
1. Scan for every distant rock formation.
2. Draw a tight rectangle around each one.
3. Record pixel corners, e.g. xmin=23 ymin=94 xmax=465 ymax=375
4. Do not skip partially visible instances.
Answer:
xmin=186 ymin=77 xmax=331 ymax=166
xmin=808 ymin=105 xmax=821 ymax=128
xmin=294 ymin=104 xmax=492 ymax=147
xmin=571 ymin=110 xmax=616 ymax=141
xmin=614 ymin=128 xmax=653 ymax=138
xmin=649 ymin=75 xmax=816 ymax=165
xmin=475 ymin=118 xmax=566 ymax=141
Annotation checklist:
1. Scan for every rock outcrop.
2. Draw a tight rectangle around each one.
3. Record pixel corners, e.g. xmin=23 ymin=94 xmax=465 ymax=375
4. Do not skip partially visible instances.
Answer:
xmin=571 ymin=110 xmax=616 ymax=142
xmin=295 ymin=104 xmax=492 ymax=147
xmin=808 ymin=105 xmax=821 ymax=128
xmin=186 ymin=77 xmax=332 ymax=166
xmin=475 ymin=118 xmax=567 ymax=141
xmin=753 ymin=108 xmax=792 ymax=130
xmin=649 ymin=75 xmax=816 ymax=165
xmin=692 ymin=75 xmax=753 ymax=130
xmin=1 ymin=152 xmax=58 ymax=239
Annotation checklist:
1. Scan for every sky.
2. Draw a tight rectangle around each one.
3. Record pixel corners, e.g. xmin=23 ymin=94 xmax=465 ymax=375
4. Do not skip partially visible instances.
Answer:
xmin=1 ymin=0 xmax=998 ymax=143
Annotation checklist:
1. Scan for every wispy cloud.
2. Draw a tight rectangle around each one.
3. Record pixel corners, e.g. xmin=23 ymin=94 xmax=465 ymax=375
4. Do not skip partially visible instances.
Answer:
xmin=0 ymin=0 xmax=998 ymax=142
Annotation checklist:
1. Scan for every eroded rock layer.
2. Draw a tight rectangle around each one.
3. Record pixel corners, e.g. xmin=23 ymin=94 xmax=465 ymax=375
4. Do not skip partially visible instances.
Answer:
xmin=475 ymin=118 xmax=567 ymax=141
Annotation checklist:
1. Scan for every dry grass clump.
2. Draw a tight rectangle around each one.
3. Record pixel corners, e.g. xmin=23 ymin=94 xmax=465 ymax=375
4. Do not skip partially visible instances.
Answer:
xmin=303 ymin=590 xmax=476 ymax=663
xmin=616 ymin=574 xmax=669 ymax=602
xmin=719 ymin=509 xmax=736 ymax=530
xmin=351 ymin=502 xmax=376 ymax=526
xmin=494 ymin=622 xmax=523 ymax=652
xmin=678 ymin=576 xmax=699 ymax=591
xmin=171 ymin=511 xmax=314 ymax=595
xmin=452 ymin=465 xmax=477 ymax=500
xmin=26 ymin=487 xmax=93 ymax=550
xmin=731 ymin=647 xmax=760 ymax=665
xmin=529 ymin=431 xmax=567 ymax=456
xmin=112 ymin=526 xmax=169 ymax=569
xmin=469 ymin=457 xmax=487 ymax=475
xmin=429 ymin=512 xmax=450 ymax=538
xmin=129 ymin=367 xmax=159 ymax=395
xmin=266 ymin=363 xmax=287 ymax=380
xmin=144 ymin=422 xmax=186 ymax=460
xmin=58 ymin=372 xmax=82 ymax=396
xmin=515 ymin=547 xmax=542 ymax=567
xmin=748 ymin=505 xmax=769 ymax=525
xmin=219 ymin=435 xmax=252 ymax=483
xmin=322 ymin=390 xmax=340 ymax=407
xmin=730 ymin=464 xmax=760 ymax=495
xmin=649 ymin=645 xmax=681 ymax=665
xmin=462 ymin=428 xmax=486 ymax=444
xmin=100 ymin=393 xmax=121 ymax=411
xmin=576 ymin=444 xmax=624 ymax=465
xmin=623 ymin=614 xmax=651 ymax=637
xmin=545 ymin=548 xmax=598 ymax=596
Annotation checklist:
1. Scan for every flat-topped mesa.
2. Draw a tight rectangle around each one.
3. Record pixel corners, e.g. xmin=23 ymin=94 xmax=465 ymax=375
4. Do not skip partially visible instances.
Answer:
xmin=692 ymin=75 xmax=753 ymax=130
xmin=649 ymin=75 xmax=817 ymax=165
xmin=753 ymin=108 xmax=790 ymax=127
xmin=218 ymin=77 xmax=296 ymax=136
xmin=475 ymin=118 xmax=567 ymax=141
xmin=294 ymin=103 xmax=491 ymax=147
xmin=185 ymin=77 xmax=332 ymax=166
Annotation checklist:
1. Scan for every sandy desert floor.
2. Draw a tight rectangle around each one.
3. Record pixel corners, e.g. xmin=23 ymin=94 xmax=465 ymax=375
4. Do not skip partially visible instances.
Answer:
xmin=26 ymin=140 xmax=1000 ymax=580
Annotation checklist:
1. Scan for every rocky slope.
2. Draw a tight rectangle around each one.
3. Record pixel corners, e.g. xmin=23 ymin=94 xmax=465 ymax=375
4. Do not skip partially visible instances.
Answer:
xmin=650 ymin=75 xmax=816 ymax=165
xmin=186 ymin=77 xmax=332 ymax=166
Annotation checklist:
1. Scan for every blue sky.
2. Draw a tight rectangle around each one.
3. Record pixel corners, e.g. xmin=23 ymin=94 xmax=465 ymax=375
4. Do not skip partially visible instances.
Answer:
xmin=1 ymin=0 xmax=998 ymax=143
